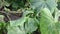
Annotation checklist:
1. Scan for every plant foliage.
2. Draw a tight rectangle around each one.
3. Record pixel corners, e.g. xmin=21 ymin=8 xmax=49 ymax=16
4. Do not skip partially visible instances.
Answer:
xmin=0 ymin=0 xmax=60 ymax=34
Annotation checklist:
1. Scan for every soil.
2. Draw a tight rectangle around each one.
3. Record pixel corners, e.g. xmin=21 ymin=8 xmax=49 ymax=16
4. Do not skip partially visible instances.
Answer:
xmin=0 ymin=6 xmax=23 ymax=22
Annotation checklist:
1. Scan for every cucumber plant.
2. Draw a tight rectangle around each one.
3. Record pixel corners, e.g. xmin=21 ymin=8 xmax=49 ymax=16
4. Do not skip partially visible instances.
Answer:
xmin=0 ymin=0 xmax=60 ymax=34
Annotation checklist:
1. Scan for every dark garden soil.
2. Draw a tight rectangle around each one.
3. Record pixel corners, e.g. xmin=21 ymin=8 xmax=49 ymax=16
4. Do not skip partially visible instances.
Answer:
xmin=0 ymin=7 xmax=22 ymax=22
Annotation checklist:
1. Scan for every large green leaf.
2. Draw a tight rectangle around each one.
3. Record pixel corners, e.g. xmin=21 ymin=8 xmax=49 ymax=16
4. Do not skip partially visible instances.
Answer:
xmin=7 ymin=10 xmax=36 ymax=34
xmin=7 ymin=26 xmax=26 ymax=34
xmin=30 ymin=0 xmax=57 ymax=13
xmin=40 ymin=8 xmax=59 ymax=34
xmin=24 ymin=18 xmax=38 ymax=33
xmin=8 ymin=18 xmax=38 ymax=34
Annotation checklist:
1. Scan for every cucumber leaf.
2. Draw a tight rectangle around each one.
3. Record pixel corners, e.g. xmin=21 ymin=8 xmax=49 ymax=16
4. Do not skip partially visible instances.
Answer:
xmin=24 ymin=18 xmax=38 ymax=33
xmin=7 ymin=10 xmax=37 ymax=34
xmin=40 ymin=8 xmax=60 ymax=34
xmin=30 ymin=0 xmax=57 ymax=13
